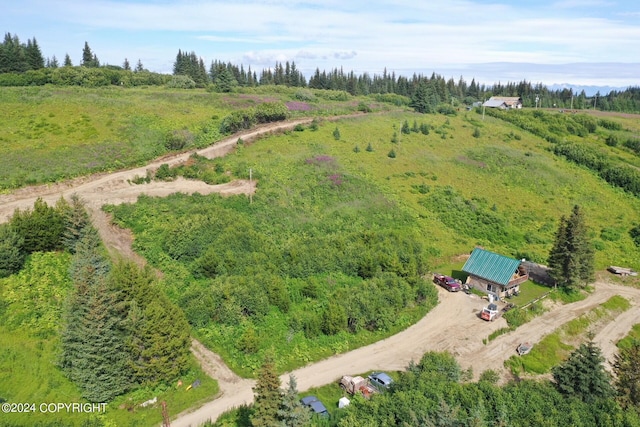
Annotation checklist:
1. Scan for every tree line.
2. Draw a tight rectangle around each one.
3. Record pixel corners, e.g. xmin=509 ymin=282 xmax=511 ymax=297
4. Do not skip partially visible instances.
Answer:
xmin=2 ymin=32 xmax=639 ymax=112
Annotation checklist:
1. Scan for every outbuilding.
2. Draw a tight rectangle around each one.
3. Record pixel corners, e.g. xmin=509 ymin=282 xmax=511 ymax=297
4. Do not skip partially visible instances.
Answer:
xmin=462 ymin=248 xmax=528 ymax=299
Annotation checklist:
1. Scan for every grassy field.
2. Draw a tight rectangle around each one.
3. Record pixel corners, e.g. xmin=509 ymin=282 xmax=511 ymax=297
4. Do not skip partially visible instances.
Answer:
xmin=221 ymin=110 xmax=640 ymax=268
xmin=0 ymin=85 xmax=386 ymax=190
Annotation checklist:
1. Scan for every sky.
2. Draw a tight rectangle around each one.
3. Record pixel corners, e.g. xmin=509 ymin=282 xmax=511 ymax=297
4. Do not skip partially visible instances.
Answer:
xmin=3 ymin=0 xmax=640 ymax=91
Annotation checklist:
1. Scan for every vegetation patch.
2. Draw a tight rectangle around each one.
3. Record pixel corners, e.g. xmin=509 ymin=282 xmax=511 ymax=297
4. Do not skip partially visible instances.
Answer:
xmin=505 ymin=295 xmax=631 ymax=375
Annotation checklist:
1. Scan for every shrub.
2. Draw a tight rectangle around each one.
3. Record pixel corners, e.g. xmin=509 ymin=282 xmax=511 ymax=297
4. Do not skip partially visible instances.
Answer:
xmin=155 ymin=164 xmax=176 ymax=181
xmin=357 ymin=102 xmax=372 ymax=113
xmin=165 ymin=129 xmax=194 ymax=150
xmin=388 ymin=149 xmax=396 ymax=158
xmin=605 ymin=134 xmax=619 ymax=147
xmin=473 ymin=127 xmax=481 ymax=138
xmin=166 ymin=75 xmax=196 ymax=89
xmin=366 ymin=143 xmax=374 ymax=152
xmin=333 ymin=127 xmax=341 ymax=140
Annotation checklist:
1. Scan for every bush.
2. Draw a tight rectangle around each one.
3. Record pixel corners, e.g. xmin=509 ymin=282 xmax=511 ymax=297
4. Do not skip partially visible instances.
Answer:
xmin=473 ymin=127 xmax=481 ymax=138
xmin=166 ymin=75 xmax=196 ymax=89
xmin=165 ymin=129 xmax=194 ymax=150
xmin=388 ymin=149 xmax=396 ymax=158
xmin=357 ymin=102 xmax=372 ymax=113
xmin=605 ymin=134 xmax=619 ymax=147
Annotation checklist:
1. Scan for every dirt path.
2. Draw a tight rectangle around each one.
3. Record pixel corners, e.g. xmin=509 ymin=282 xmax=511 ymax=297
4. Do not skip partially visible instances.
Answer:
xmin=171 ymin=281 xmax=640 ymax=426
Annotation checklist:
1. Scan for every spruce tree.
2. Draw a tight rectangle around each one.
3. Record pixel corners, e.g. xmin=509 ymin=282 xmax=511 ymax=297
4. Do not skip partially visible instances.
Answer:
xmin=9 ymin=198 xmax=65 ymax=253
xmin=135 ymin=59 xmax=144 ymax=72
xmin=123 ymin=58 xmax=131 ymax=71
xmin=251 ymin=353 xmax=282 ymax=427
xmin=25 ymin=37 xmax=44 ymax=69
xmin=61 ymin=194 xmax=92 ymax=254
xmin=552 ymin=340 xmax=613 ymax=403
xmin=61 ymin=230 xmax=132 ymax=402
xmin=548 ymin=205 xmax=595 ymax=290
xmin=0 ymin=224 xmax=26 ymax=277
xmin=63 ymin=53 xmax=72 ymax=67
xmin=279 ymin=375 xmax=311 ymax=427
xmin=82 ymin=41 xmax=93 ymax=67
xmin=613 ymin=339 xmax=640 ymax=409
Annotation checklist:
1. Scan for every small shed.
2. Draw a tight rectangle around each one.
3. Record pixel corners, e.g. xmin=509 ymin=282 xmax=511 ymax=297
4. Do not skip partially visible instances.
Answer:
xmin=462 ymin=248 xmax=528 ymax=299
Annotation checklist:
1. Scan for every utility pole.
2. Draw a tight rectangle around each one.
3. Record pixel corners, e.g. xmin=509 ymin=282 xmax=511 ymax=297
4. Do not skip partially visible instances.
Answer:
xmin=482 ymin=99 xmax=485 ymax=120
xmin=535 ymin=95 xmax=539 ymax=109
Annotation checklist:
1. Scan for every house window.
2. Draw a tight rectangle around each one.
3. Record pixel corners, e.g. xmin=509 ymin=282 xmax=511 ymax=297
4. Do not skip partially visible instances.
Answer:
xmin=487 ymin=284 xmax=494 ymax=292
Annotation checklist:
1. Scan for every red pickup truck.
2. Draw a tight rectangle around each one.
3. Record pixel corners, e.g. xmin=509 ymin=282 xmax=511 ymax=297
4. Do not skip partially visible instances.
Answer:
xmin=433 ymin=274 xmax=462 ymax=292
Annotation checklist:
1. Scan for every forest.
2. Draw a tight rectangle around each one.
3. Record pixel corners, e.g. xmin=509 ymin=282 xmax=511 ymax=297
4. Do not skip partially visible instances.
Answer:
xmin=2 ymin=32 xmax=640 ymax=113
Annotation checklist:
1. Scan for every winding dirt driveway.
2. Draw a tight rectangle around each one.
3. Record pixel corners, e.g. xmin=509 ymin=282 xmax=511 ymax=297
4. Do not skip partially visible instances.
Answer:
xmin=1 ymin=115 xmax=638 ymax=427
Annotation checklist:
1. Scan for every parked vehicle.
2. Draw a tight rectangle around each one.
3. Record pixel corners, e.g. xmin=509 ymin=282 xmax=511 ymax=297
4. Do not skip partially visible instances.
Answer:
xmin=517 ymin=342 xmax=533 ymax=356
xmin=368 ymin=372 xmax=394 ymax=391
xmin=480 ymin=303 xmax=500 ymax=321
xmin=339 ymin=375 xmax=377 ymax=398
xmin=433 ymin=273 xmax=462 ymax=292
xmin=300 ymin=395 xmax=329 ymax=417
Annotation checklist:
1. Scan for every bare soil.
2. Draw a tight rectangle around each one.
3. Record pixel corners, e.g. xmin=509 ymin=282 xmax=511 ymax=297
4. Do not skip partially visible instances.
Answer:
xmin=2 ymin=116 xmax=638 ymax=426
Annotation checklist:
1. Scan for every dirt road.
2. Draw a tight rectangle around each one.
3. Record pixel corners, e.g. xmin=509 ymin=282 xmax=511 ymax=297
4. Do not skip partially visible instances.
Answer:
xmin=0 ymin=118 xmax=315 ymax=223
xmin=172 ymin=281 xmax=640 ymax=427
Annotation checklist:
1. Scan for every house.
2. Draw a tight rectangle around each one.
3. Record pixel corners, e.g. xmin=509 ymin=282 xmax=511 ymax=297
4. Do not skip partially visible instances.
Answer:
xmin=462 ymin=248 xmax=529 ymax=299
xmin=483 ymin=96 xmax=523 ymax=109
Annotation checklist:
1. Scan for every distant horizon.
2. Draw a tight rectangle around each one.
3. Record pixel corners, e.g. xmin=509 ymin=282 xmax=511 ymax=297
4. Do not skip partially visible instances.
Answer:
xmin=5 ymin=0 xmax=640 ymax=93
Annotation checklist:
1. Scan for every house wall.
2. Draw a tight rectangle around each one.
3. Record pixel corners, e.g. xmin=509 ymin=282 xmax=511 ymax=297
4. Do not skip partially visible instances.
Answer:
xmin=466 ymin=275 xmax=505 ymax=298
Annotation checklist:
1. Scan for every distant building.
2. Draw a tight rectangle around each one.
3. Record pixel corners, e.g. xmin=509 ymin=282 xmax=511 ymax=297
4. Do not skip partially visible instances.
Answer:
xmin=483 ymin=96 xmax=523 ymax=109
xmin=462 ymin=248 xmax=529 ymax=299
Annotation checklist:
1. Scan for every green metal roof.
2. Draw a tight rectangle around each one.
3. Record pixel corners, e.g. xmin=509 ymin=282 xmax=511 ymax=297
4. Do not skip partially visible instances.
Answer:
xmin=462 ymin=248 xmax=521 ymax=286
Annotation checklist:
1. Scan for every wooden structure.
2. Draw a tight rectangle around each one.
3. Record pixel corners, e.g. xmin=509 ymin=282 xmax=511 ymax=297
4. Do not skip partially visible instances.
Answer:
xmin=462 ymin=248 xmax=528 ymax=299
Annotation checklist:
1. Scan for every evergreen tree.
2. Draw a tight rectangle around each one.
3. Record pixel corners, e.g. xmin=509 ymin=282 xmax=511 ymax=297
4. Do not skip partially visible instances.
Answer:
xmin=215 ymin=68 xmax=237 ymax=93
xmin=61 ymin=231 xmax=132 ymax=402
xmin=9 ymin=197 xmax=65 ymax=253
xmin=401 ymin=120 xmax=410 ymax=134
xmin=25 ymin=37 xmax=44 ymax=69
xmin=131 ymin=298 xmax=191 ymax=385
xmin=123 ymin=58 xmax=131 ymax=71
xmin=48 ymin=55 xmax=59 ymax=68
xmin=278 ymin=375 xmax=311 ymax=427
xmin=0 ymin=224 xmax=26 ymax=277
xmin=548 ymin=205 xmax=595 ymax=290
xmin=251 ymin=353 xmax=282 ymax=427
xmin=82 ymin=41 xmax=94 ymax=67
xmin=333 ymin=127 xmax=341 ymax=140
xmin=552 ymin=340 xmax=613 ymax=403
xmin=61 ymin=194 xmax=92 ymax=254
xmin=63 ymin=53 xmax=72 ymax=67
xmin=613 ymin=339 xmax=640 ymax=409
xmin=109 ymin=261 xmax=190 ymax=386
xmin=135 ymin=59 xmax=144 ymax=72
